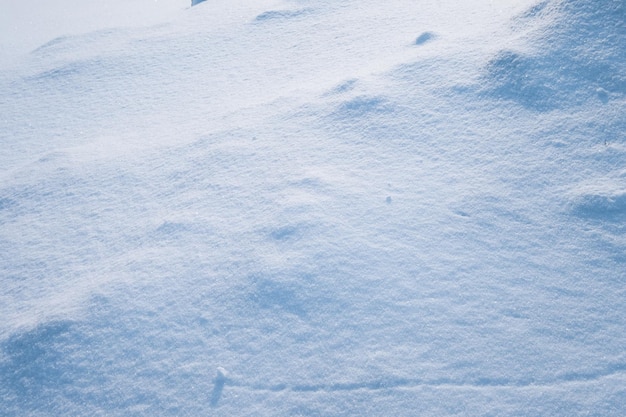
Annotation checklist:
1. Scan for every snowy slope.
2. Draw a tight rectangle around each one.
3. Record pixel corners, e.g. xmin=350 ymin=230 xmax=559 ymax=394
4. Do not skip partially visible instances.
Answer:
xmin=0 ymin=0 xmax=190 ymax=64
xmin=1 ymin=0 xmax=625 ymax=415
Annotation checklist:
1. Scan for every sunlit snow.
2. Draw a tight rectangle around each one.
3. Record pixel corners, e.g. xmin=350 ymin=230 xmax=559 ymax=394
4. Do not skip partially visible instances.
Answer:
xmin=1 ymin=0 xmax=625 ymax=415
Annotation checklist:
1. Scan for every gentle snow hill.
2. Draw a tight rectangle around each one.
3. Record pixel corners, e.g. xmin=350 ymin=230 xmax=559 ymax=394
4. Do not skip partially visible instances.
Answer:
xmin=1 ymin=0 xmax=625 ymax=416
xmin=0 ymin=0 xmax=189 ymax=64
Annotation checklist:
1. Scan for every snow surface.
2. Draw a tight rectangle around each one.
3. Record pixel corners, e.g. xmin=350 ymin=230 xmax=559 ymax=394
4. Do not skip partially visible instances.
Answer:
xmin=1 ymin=0 xmax=625 ymax=415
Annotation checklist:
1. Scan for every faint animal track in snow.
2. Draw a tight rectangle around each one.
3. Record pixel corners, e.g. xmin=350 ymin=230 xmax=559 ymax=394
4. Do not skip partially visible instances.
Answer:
xmin=206 ymin=363 xmax=626 ymax=407
xmin=559 ymin=363 xmax=626 ymax=384
xmin=221 ymin=364 xmax=626 ymax=398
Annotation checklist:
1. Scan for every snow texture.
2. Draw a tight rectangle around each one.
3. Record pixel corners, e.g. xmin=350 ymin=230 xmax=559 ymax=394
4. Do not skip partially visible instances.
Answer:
xmin=1 ymin=0 xmax=625 ymax=416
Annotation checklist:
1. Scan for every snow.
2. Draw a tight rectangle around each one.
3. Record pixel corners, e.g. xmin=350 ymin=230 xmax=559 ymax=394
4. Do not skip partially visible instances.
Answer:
xmin=1 ymin=0 xmax=625 ymax=415
xmin=0 ymin=0 xmax=189 ymax=64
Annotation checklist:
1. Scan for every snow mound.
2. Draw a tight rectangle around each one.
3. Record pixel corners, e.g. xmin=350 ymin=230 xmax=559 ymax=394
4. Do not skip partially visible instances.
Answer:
xmin=569 ymin=182 xmax=626 ymax=219
xmin=0 ymin=320 xmax=77 ymax=413
xmin=484 ymin=49 xmax=560 ymax=111
xmin=481 ymin=0 xmax=626 ymax=110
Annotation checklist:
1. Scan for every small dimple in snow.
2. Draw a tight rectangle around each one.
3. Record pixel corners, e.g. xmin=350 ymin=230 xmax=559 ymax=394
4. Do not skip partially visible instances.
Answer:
xmin=289 ymin=177 xmax=325 ymax=188
xmin=596 ymin=87 xmax=610 ymax=103
xmin=0 ymin=197 xmax=15 ymax=211
xmin=453 ymin=209 xmax=470 ymax=217
xmin=415 ymin=32 xmax=435 ymax=46
xmin=270 ymin=225 xmax=299 ymax=241
xmin=335 ymin=96 xmax=392 ymax=118
xmin=156 ymin=221 xmax=190 ymax=235
xmin=254 ymin=9 xmax=313 ymax=22
xmin=249 ymin=278 xmax=307 ymax=317
xmin=328 ymin=79 xmax=358 ymax=95
xmin=210 ymin=367 xmax=227 ymax=407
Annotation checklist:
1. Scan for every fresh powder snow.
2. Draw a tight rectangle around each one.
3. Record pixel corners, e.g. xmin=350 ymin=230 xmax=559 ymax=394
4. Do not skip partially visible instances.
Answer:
xmin=0 ymin=0 xmax=625 ymax=415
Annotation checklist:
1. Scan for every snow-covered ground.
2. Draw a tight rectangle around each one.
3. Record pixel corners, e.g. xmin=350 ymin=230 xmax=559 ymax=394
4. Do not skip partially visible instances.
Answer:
xmin=1 ymin=0 xmax=625 ymax=415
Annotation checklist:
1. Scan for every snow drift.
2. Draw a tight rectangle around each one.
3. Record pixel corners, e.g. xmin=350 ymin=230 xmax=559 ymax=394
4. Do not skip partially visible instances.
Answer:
xmin=483 ymin=0 xmax=626 ymax=110
xmin=1 ymin=0 xmax=625 ymax=416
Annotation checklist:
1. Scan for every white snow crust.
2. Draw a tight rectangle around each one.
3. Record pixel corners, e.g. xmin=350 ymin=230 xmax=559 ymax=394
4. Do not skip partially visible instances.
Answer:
xmin=1 ymin=0 xmax=625 ymax=415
